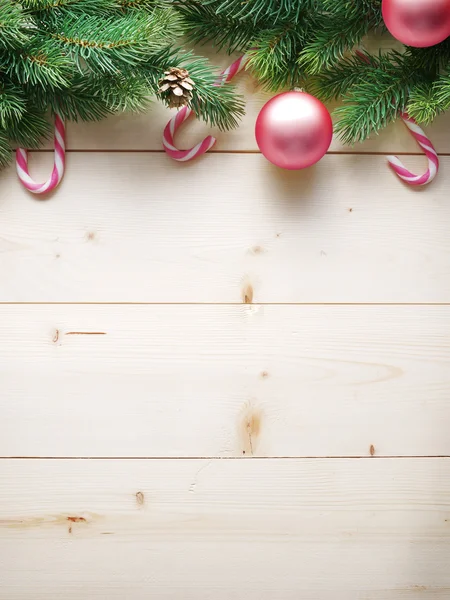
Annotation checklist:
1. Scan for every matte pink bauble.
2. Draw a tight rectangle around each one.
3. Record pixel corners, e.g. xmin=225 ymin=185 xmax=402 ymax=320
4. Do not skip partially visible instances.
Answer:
xmin=255 ymin=91 xmax=333 ymax=170
xmin=382 ymin=0 xmax=450 ymax=47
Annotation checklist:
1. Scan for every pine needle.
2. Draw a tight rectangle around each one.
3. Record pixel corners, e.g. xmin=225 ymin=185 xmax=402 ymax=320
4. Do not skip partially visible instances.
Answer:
xmin=0 ymin=0 xmax=244 ymax=168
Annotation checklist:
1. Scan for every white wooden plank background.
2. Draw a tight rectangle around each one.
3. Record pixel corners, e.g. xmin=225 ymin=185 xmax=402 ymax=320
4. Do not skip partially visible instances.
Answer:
xmin=1 ymin=304 xmax=449 ymax=458
xmin=1 ymin=154 xmax=449 ymax=303
xmin=1 ymin=459 xmax=450 ymax=600
xmin=0 ymin=40 xmax=449 ymax=599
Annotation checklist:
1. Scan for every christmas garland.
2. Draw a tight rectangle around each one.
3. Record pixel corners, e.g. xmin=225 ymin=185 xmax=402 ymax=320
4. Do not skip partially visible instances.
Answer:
xmin=175 ymin=0 xmax=450 ymax=145
xmin=4 ymin=0 xmax=449 ymax=185
xmin=0 ymin=0 xmax=244 ymax=169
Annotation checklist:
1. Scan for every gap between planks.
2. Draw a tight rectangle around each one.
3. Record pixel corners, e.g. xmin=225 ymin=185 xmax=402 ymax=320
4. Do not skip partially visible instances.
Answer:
xmin=1 ymin=302 xmax=450 ymax=306
xmin=28 ymin=148 xmax=447 ymax=156
xmin=2 ymin=456 xmax=450 ymax=460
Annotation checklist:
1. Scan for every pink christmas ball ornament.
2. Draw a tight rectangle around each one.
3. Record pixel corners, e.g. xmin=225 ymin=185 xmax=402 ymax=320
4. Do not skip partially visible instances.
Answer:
xmin=255 ymin=91 xmax=333 ymax=170
xmin=382 ymin=0 xmax=450 ymax=48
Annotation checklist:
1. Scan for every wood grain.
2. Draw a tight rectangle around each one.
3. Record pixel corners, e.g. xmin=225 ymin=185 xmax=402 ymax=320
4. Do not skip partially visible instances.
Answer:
xmin=1 ymin=304 xmax=449 ymax=458
xmin=1 ymin=153 xmax=449 ymax=303
xmin=1 ymin=458 xmax=449 ymax=599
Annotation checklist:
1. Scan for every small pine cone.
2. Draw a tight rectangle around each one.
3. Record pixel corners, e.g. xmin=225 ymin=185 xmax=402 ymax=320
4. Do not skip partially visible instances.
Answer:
xmin=159 ymin=67 xmax=195 ymax=109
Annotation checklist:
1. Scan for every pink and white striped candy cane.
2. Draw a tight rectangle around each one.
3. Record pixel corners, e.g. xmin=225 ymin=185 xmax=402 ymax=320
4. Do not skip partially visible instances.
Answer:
xmin=163 ymin=53 xmax=250 ymax=162
xmin=355 ymin=50 xmax=439 ymax=186
xmin=387 ymin=113 xmax=439 ymax=186
xmin=16 ymin=113 xmax=66 ymax=194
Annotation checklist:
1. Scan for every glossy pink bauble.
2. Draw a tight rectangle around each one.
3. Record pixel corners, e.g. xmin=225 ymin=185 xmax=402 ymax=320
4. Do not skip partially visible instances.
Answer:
xmin=255 ymin=91 xmax=333 ymax=170
xmin=382 ymin=0 xmax=450 ymax=47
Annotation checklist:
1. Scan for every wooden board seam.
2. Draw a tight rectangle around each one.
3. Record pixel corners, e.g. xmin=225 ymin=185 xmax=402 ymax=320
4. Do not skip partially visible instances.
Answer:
xmin=1 ymin=302 xmax=450 ymax=306
xmin=28 ymin=149 xmax=444 ymax=156
xmin=2 ymin=456 xmax=450 ymax=460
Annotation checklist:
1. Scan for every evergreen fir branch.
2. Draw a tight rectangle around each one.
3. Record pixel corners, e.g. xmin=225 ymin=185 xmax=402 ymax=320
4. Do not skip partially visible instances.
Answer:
xmin=308 ymin=52 xmax=373 ymax=101
xmin=29 ymin=69 xmax=151 ymax=120
xmin=134 ymin=45 xmax=179 ymax=88
xmin=333 ymin=53 xmax=412 ymax=144
xmin=2 ymin=40 xmax=72 ymax=88
xmin=0 ymin=130 xmax=12 ymax=168
xmin=0 ymin=3 xmax=30 ymax=50
xmin=435 ymin=76 xmax=450 ymax=115
xmin=27 ymin=75 xmax=112 ymax=121
xmin=322 ymin=0 xmax=382 ymax=20
xmin=407 ymin=83 xmax=443 ymax=125
xmin=7 ymin=0 xmax=450 ymax=163
xmin=175 ymin=1 xmax=257 ymax=53
xmin=408 ymin=74 xmax=450 ymax=125
xmin=248 ymin=28 xmax=306 ymax=90
xmin=334 ymin=82 xmax=405 ymax=145
xmin=0 ymin=82 xmax=27 ymax=128
xmin=178 ymin=0 xmax=450 ymax=142
xmin=200 ymin=0 xmax=316 ymax=24
xmin=20 ymin=0 xmax=118 ymax=14
xmin=97 ymin=73 xmax=151 ymax=113
xmin=49 ymin=10 xmax=178 ymax=74
xmin=5 ymin=106 xmax=51 ymax=147
xmin=300 ymin=14 xmax=375 ymax=74
xmin=148 ymin=48 xmax=246 ymax=130
xmin=405 ymin=40 xmax=450 ymax=75
xmin=186 ymin=61 xmax=245 ymax=130
xmin=118 ymin=0 xmax=173 ymax=10
xmin=0 ymin=0 xmax=245 ymax=169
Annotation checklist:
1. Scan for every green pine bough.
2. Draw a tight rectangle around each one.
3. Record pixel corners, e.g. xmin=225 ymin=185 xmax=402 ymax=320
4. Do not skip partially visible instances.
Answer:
xmin=175 ymin=0 xmax=450 ymax=145
xmin=0 ymin=0 xmax=245 ymax=169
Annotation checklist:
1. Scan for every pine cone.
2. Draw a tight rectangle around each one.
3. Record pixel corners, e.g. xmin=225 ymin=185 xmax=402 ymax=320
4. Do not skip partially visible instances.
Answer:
xmin=159 ymin=67 xmax=195 ymax=109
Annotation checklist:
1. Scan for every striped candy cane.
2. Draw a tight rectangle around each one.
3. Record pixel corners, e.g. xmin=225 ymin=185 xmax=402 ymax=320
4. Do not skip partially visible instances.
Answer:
xmin=355 ymin=50 xmax=439 ymax=186
xmin=163 ymin=53 xmax=250 ymax=162
xmin=16 ymin=113 xmax=66 ymax=194
xmin=387 ymin=113 xmax=439 ymax=186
